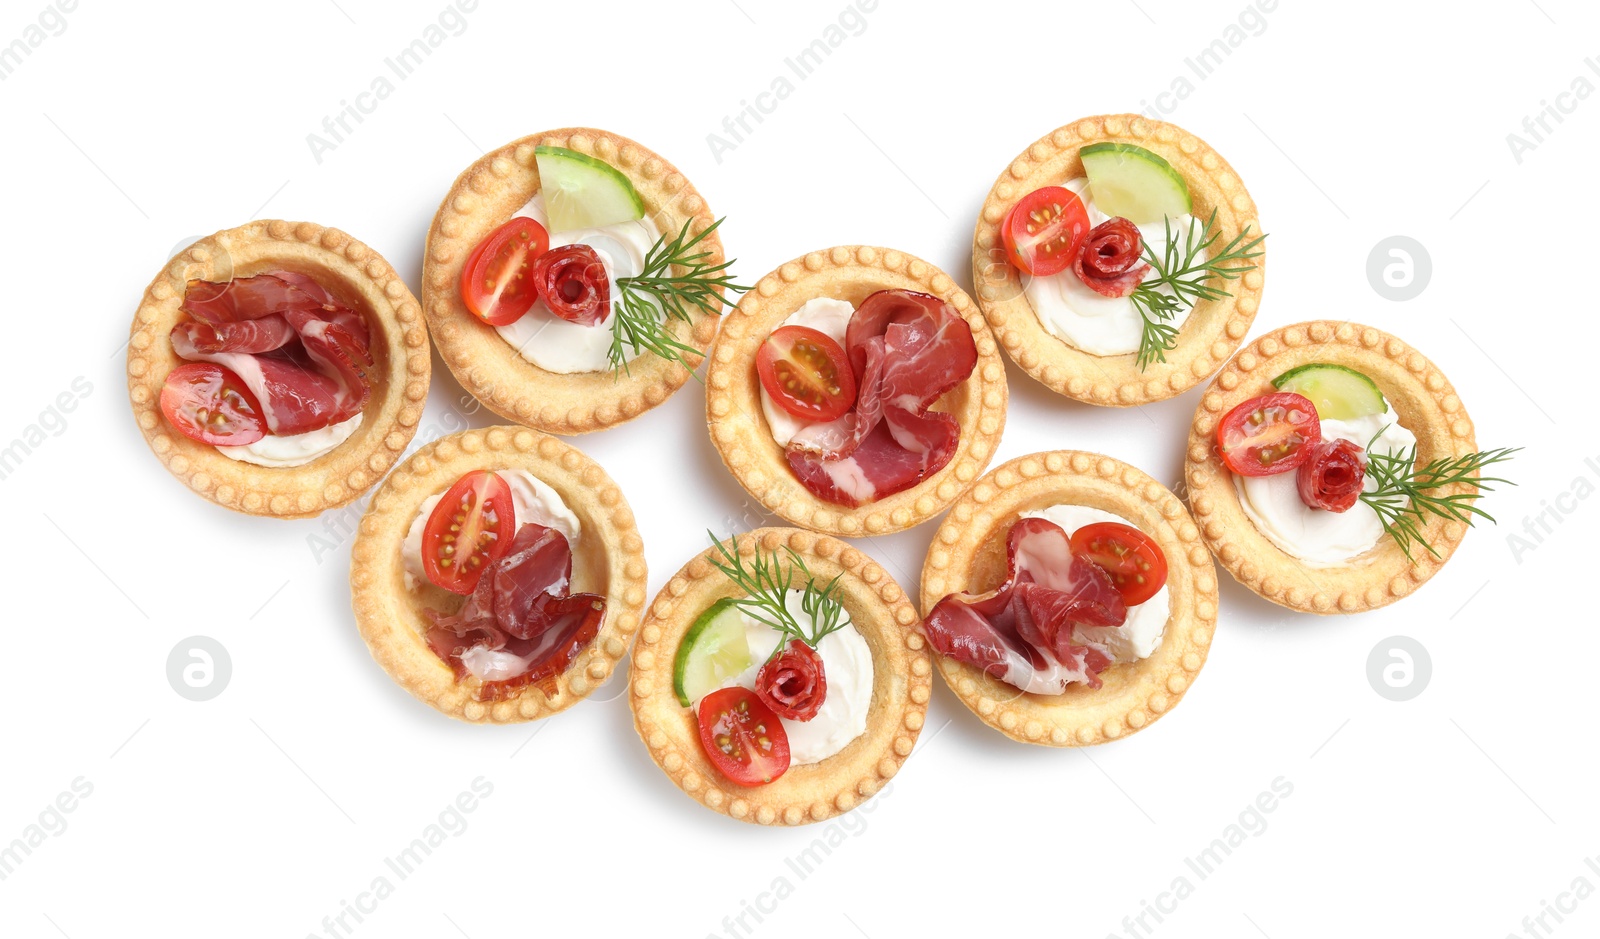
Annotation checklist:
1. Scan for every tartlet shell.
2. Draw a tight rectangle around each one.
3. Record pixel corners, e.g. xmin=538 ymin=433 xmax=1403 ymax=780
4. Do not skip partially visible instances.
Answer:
xmin=350 ymin=426 xmax=647 ymax=723
xmin=629 ymin=528 xmax=930 ymax=825
xmin=705 ymin=246 xmax=1008 ymax=536
xmin=971 ymin=113 xmax=1264 ymax=406
xmin=1185 ymin=320 xmax=1479 ymax=614
xmin=126 ymin=220 xmax=431 ymax=518
xmin=919 ymin=451 xmax=1218 ymax=746
xmin=422 ymin=127 xmax=725 ymax=435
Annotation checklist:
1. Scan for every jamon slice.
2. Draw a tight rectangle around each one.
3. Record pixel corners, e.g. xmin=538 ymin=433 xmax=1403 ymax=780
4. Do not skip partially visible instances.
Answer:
xmin=171 ymin=316 xmax=296 ymax=355
xmin=184 ymin=271 xmax=343 ymax=322
xmin=786 ymin=412 xmax=960 ymax=507
xmin=424 ymin=524 xmax=606 ymax=701
xmin=785 ymin=290 xmax=977 ymax=507
xmin=282 ymin=308 xmax=372 ymax=420
xmin=852 ymin=290 xmax=980 ymax=415
xmin=168 ymin=273 xmax=372 ymax=436
xmin=921 ymin=518 xmax=1128 ymax=693
xmin=168 ymin=331 xmax=352 ymax=436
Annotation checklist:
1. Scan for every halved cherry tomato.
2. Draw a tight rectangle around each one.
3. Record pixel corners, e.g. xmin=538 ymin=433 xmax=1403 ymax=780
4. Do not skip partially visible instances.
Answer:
xmin=696 ymin=686 xmax=790 ymax=787
xmin=421 ymin=470 xmax=517 ymax=595
xmin=1216 ymin=392 xmax=1323 ymax=477
xmin=460 ymin=216 xmax=550 ymax=325
xmin=1002 ymin=186 xmax=1091 ymax=276
xmin=755 ymin=325 xmax=857 ymax=422
xmin=1070 ymin=522 xmax=1168 ymax=607
xmin=159 ymin=363 xmax=266 ymax=446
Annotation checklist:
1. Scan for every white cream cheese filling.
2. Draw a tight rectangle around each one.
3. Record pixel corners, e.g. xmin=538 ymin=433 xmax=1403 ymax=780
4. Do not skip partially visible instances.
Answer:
xmin=217 ymin=412 xmax=362 ymax=468
xmin=1234 ymin=408 xmax=1417 ymax=567
xmin=1022 ymin=177 xmax=1202 ymax=357
xmin=401 ymin=469 xmax=581 ymax=591
xmin=493 ymin=194 xmax=661 ymax=374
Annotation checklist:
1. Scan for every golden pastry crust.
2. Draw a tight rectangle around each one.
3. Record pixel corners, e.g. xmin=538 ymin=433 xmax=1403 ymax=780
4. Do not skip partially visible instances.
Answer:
xmin=349 ymin=426 xmax=647 ymax=723
xmin=1185 ymin=320 xmax=1479 ymax=614
xmin=422 ymin=127 xmax=725 ymax=435
xmin=919 ymin=451 xmax=1217 ymax=746
xmin=125 ymin=220 xmax=430 ymax=518
xmin=705 ymin=246 xmax=1008 ymax=536
xmin=971 ymin=114 xmax=1264 ymax=406
xmin=630 ymin=528 xmax=930 ymax=825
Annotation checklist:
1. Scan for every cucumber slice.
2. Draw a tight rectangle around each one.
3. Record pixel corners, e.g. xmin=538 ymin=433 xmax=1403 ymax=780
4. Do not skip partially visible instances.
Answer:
xmin=1079 ymin=142 xmax=1192 ymax=223
xmin=1272 ymin=363 xmax=1387 ymax=420
xmin=672 ymin=598 xmax=752 ymax=708
xmin=533 ymin=145 xmax=645 ymax=234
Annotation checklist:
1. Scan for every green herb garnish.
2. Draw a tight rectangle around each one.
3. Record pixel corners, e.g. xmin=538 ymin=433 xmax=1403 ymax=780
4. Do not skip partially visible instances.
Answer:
xmin=705 ymin=531 xmax=845 ymax=661
xmin=1359 ymin=437 xmax=1520 ymax=561
xmin=610 ymin=217 xmax=748 ymax=376
xmin=1128 ymin=210 xmax=1266 ymax=370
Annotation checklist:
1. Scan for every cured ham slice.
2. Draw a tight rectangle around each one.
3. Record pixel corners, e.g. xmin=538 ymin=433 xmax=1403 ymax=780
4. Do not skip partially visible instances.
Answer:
xmin=281 ymin=308 xmax=371 ymax=420
xmin=167 ymin=335 xmax=352 ymax=435
xmin=183 ymin=271 xmax=365 ymax=341
xmin=849 ymin=290 xmax=980 ymax=414
xmin=423 ymin=523 xmax=606 ymax=702
xmin=921 ymin=518 xmax=1128 ymax=694
xmin=786 ymin=416 xmax=959 ymax=507
xmin=171 ymin=316 xmax=296 ymax=355
xmin=786 ymin=290 xmax=977 ymax=507
xmin=168 ymin=273 xmax=372 ymax=436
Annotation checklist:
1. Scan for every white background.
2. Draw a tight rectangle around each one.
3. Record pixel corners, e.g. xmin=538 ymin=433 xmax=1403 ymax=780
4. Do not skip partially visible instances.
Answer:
xmin=1 ymin=1 xmax=1596 ymax=937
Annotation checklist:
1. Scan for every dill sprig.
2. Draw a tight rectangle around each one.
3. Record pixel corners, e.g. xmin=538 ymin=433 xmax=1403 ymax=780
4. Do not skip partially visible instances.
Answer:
xmin=1128 ymin=210 xmax=1266 ymax=370
xmin=1358 ymin=438 xmax=1520 ymax=562
xmin=705 ymin=531 xmax=846 ymax=661
xmin=610 ymin=217 xmax=748 ymax=376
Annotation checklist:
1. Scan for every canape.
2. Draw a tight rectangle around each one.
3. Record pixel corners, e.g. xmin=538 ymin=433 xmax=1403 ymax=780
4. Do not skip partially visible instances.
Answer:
xmin=919 ymin=451 xmax=1217 ymax=745
xmin=423 ymin=127 xmax=739 ymax=434
xmin=1185 ymin=321 xmax=1516 ymax=613
xmin=351 ymin=426 xmax=647 ymax=722
xmin=972 ymin=114 xmax=1265 ymax=406
xmin=127 ymin=220 xmax=430 ymax=517
xmin=706 ymin=246 xmax=1007 ymax=536
xmin=630 ymin=528 xmax=929 ymax=824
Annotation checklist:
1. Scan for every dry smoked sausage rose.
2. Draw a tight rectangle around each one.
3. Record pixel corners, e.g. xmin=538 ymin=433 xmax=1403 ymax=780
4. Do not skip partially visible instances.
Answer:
xmin=1296 ymin=438 xmax=1367 ymax=513
xmin=755 ymin=640 xmax=827 ymax=721
xmin=1073 ymin=217 xmax=1150 ymax=298
xmin=530 ymin=244 xmax=610 ymax=326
